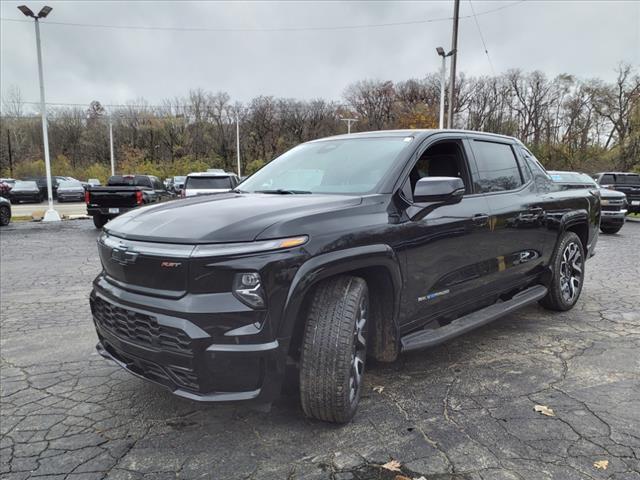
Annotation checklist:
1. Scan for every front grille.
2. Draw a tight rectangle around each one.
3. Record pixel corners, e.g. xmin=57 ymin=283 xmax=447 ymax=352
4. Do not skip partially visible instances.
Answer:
xmin=602 ymin=205 xmax=622 ymax=212
xmin=93 ymin=297 xmax=192 ymax=356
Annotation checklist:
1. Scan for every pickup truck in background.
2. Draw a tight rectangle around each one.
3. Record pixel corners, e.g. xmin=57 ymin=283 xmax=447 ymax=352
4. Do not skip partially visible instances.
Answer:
xmin=86 ymin=175 xmax=173 ymax=228
xmin=90 ymin=130 xmax=600 ymax=423
xmin=593 ymin=172 xmax=640 ymax=214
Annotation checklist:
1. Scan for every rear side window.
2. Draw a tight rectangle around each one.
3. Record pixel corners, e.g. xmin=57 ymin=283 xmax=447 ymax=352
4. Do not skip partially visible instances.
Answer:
xmin=186 ymin=176 xmax=232 ymax=189
xmin=471 ymin=141 xmax=523 ymax=193
xmin=108 ymin=176 xmax=152 ymax=187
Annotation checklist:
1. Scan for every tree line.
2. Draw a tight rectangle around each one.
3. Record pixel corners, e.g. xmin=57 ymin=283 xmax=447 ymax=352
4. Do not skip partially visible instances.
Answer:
xmin=1 ymin=64 xmax=638 ymax=183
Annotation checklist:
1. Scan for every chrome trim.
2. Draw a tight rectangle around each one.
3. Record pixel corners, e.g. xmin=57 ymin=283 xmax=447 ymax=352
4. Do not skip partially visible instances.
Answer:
xmin=206 ymin=340 xmax=279 ymax=352
xmin=100 ymin=232 xmax=195 ymax=258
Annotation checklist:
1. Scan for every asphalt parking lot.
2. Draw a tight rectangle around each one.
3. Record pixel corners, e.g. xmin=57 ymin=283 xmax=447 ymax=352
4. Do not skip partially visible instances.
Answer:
xmin=1 ymin=220 xmax=639 ymax=480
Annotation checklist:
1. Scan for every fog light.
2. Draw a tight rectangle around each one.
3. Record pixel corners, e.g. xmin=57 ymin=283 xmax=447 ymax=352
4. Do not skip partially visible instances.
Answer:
xmin=233 ymin=272 xmax=265 ymax=308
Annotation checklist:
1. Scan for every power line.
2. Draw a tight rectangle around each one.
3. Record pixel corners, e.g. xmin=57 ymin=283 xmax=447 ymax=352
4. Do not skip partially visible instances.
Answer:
xmin=468 ymin=0 xmax=496 ymax=76
xmin=0 ymin=1 xmax=526 ymax=33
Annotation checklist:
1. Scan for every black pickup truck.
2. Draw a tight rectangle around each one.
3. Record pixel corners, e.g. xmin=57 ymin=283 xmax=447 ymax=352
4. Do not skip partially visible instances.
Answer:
xmin=86 ymin=175 xmax=172 ymax=228
xmin=90 ymin=130 xmax=599 ymax=423
xmin=593 ymin=172 xmax=640 ymax=214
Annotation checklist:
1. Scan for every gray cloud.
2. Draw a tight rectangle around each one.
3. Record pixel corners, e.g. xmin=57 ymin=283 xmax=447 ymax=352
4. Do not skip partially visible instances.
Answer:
xmin=1 ymin=0 xmax=639 ymax=107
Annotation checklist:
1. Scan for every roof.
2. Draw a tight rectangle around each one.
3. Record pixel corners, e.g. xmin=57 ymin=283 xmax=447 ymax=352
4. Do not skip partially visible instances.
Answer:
xmin=314 ymin=129 xmax=518 ymax=143
xmin=187 ymin=171 xmax=236 ymax=177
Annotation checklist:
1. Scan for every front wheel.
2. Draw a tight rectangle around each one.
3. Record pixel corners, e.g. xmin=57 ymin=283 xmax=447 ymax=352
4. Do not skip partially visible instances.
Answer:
xmin=299 ymin=276 xmax=369 ymax=423
xmin=92 ymin=214 xmax=107 ymax=229
xmin=540 ymin=231 xmax=585 ymax=311
xmin=600 ymin=225 xmax=622 ymax=234
xmin=0 ymin=205 xmax=10 ymax=226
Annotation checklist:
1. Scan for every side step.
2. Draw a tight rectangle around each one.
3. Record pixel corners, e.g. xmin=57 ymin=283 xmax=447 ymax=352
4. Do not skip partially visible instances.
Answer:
xmin=401 ymin=284 xmax=548 ymax=352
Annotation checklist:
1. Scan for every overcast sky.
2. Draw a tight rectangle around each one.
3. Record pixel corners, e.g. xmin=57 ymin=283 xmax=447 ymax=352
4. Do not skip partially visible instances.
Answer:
xmin=1 ymin=0 xmax=639 ymax=109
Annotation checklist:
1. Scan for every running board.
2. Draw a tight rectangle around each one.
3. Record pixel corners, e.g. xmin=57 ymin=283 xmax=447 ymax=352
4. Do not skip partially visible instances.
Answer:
xmin=401 ymin=285 xmax=548 ymax=352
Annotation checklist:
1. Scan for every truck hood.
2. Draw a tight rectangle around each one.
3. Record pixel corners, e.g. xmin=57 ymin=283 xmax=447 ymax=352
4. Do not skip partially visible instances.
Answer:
xmin=105 ymin=192 xmax=362 ymax=244
xmin=599 ymin=187 xmax=627 ymax=199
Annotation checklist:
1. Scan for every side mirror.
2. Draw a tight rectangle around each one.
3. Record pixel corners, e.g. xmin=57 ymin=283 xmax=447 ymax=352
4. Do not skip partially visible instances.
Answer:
xmin=413 ymin=177 xmax=465 ymax=204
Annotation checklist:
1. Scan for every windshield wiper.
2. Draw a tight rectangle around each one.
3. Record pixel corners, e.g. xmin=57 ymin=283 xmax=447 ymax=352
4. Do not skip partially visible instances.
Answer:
xmin=255 ymin=189 xmax=312 ymax=194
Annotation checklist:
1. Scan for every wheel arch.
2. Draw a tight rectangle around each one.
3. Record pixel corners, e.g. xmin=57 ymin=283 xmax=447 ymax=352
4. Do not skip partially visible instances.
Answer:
xmin=280 ymin=244 xmax=403 ymax=363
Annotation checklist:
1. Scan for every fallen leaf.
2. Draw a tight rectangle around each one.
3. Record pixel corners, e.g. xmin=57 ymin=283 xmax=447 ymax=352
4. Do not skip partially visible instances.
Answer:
xmin=413 ymin=477 xmax=427 ymax=480
xmin=593 ymin=460 xmax=609 ymax=470
xmin=373 ymin=385 xmax=385 ymax=393
xmin=381 ymin=459 xmax=402 ymax=472
xmin=394 ymin=476 xmax=411 ymax=480
xmin=534 ymin=404 xmax=555 ymax=417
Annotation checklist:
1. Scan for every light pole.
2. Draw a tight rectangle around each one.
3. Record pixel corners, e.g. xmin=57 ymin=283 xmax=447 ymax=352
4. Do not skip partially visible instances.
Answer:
xmin=108 ymin=114 xmax=115 ymax=176
xmin=436 ymin=47 xmax=455 ymax=130
xmin=18 ymin=4 xmax=60 ymax=221
xmin=235 ymin=110 xmax=241 ymax=177
xmin=340 ymin=117 xmax=358 ymax=134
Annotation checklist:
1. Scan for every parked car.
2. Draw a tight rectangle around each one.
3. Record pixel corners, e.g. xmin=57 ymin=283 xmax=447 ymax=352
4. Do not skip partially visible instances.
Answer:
xmin=593 ymin=172 xmax=640 ymax=214
xmin=183 ymin=171 xmax=240 ymax=197
xmin=24 ymin=175 xmax=69 ymax=199
xmin=56 ymin=180 xmax=86 ymax=202
xmin=0 ymin=179 xmax=13 ymax=196
xmin=86 ymin=174 xmax=173 ymax=229
xmin=549 ymin=170 xmax=627 ymax=234
xmin=167 ymin=175 xmax=187 ymax=195
xmin=0 ymin=196 xmax=11 ymax=226
xmin=90 ymin=130 xmax=599 ymax=423
xmin=87 ymin=178 xmax=102 ymax=187
xmin=9 ymin=180 xmax=43 ymax=203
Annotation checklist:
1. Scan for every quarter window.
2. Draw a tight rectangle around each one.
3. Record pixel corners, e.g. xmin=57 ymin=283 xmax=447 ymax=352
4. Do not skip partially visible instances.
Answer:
xmin=472 ymin=141 xmax=523 ymax=193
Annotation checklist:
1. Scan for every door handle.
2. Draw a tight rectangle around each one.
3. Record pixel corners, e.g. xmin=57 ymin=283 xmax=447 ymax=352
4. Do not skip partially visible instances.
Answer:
xmin=472 ymin=213 xmax=489 ymax=226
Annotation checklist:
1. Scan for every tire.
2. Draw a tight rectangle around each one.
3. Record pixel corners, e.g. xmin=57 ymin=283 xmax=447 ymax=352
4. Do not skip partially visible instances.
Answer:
xmin=92 ymin=215 xmax=107 ymax=229
xmin=299 ymin=275 xmax=369 ymax=423
xmin=540 ymin=231 xmax=585 ymax=311
xmin=600 ymin=225 xmax=622 ymax=234
xmin=0 ymin=205 xmax=10 ymax=226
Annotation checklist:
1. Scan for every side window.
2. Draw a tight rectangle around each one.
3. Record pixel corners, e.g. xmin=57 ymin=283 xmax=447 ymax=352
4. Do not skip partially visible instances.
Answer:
xmin=519 ymin=147 xmax=553 ymax=193
xmin=403 ymin=140 xmax=471 ymax=202
xmin=472 ymin=140 xmax=523 ymax=193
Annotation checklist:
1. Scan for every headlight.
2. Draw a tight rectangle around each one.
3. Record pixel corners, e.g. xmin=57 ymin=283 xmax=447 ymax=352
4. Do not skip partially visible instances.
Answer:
xmin=601 ymin=199 xmax=610 ymax=206
xmin=192 ymin=235 xmax=308 ymax=257
xmin=233 ymin=272 xmax=265 ymax=308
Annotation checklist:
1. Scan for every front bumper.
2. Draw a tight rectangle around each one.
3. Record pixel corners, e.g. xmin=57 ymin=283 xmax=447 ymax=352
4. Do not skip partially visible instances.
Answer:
xmin=90 ymin=278 xmax=288 ymax=403
xmin=601 ymin=209 xmax=627 ymax=226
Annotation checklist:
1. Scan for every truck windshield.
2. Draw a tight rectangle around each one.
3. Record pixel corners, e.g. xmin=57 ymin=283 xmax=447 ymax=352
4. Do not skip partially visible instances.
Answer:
xmin=186 ymin=177 xmax=232 ymax=189
xmin=239 ymin=137 xmax=412 ymax=194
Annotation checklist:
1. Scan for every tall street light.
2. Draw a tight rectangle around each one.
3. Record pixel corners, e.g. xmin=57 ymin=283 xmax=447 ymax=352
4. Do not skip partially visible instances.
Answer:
xmin=18 ymin=5 xmax=60 ymax=221
xmin=436 ymin=47 xmax=455 ymax=130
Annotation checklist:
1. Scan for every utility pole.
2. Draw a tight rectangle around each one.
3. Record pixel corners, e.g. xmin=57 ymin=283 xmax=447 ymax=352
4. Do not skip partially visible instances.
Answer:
xmin=108 ymin=114 xmax=115 ymax=176
xmin=235 ymin=110 xmax=241 ymax=177
xmin=18 ymin=5 xmax=60 ymax=221
xmin=7 ymin=129 xmax=13 ymax=177
xmin=447 ymin=0 xmax=460 ymax=129
xmin=340 ymin=117 xmax=358 ymax=134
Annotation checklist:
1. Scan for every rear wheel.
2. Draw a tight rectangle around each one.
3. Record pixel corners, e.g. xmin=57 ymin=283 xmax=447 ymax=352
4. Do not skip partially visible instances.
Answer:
xmin=299 ymin=276 xmax=369 ymax=423
xmin=92 ymin=214 xmax=107 ymax=229
xmin=600 ymin=225 xmax=622 ymax=234
xmin=0 ymin=205 xmax=10 ymax=226
xmin=540 ymin=231 xmax=585 ymax=311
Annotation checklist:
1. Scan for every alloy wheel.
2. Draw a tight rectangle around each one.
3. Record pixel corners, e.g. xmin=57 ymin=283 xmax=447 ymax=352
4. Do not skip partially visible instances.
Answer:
xmin=559 ymin=241 xmax=583 ymax=303
xmin=348 ymin=297 xmax=368 ymax=404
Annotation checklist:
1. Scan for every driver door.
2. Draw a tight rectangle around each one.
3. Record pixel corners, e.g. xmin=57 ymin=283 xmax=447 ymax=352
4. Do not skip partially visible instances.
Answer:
xmin=398 ymin=136 xmax=495 ymax=332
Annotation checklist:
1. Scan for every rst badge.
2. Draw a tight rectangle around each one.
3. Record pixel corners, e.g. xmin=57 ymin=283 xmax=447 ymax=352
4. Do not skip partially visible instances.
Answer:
xmin=160 ymin=261 xmax=182 ymax=268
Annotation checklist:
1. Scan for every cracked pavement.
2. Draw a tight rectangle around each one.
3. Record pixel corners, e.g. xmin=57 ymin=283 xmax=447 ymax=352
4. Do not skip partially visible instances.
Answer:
xmin=1 ymin=219 xmax=639 ymax=480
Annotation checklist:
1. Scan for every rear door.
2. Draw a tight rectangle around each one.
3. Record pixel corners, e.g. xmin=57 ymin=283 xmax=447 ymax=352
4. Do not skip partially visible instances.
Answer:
xmin=467 ymin=137 xmax=549 ymax=294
